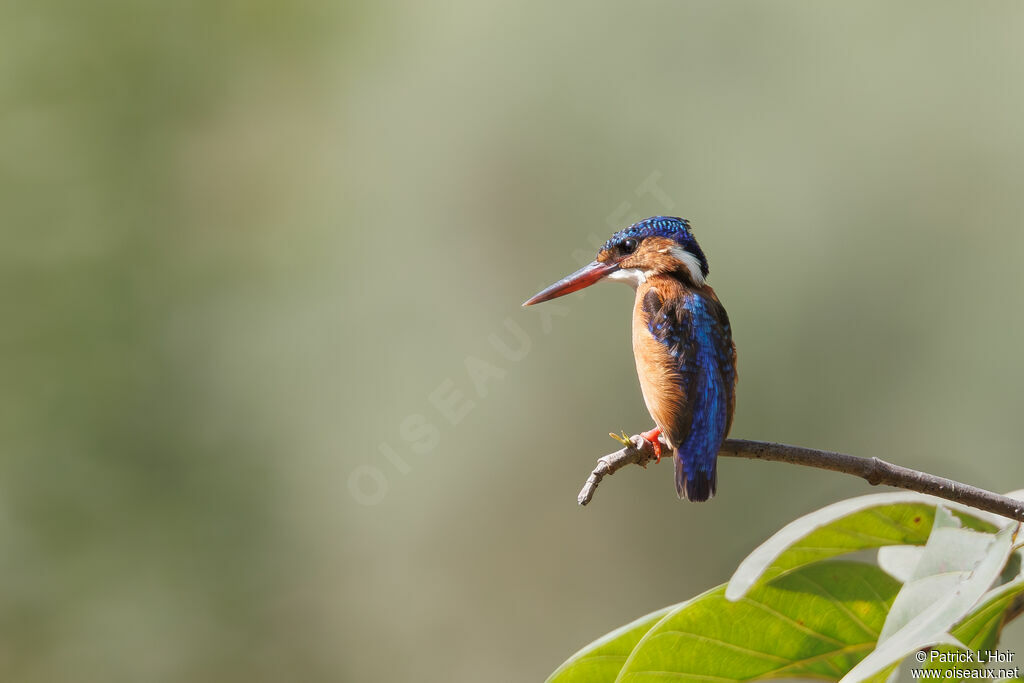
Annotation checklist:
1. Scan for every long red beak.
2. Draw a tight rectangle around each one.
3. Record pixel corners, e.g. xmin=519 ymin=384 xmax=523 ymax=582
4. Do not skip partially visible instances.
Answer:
xmin=522 ymin=260 xmax=619 ymax=306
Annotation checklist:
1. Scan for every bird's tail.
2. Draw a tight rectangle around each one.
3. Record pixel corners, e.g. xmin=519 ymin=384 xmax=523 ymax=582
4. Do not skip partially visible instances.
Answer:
xmin=675 ymin=453 xmax=717 ymax=502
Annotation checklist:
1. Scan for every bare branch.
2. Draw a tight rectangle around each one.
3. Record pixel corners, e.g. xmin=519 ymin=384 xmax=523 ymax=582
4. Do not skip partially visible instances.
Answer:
xmin=578 ymin=436 xmax=1024 ymax=522
xmin=577 ymin=435 xmax=656 ymax=506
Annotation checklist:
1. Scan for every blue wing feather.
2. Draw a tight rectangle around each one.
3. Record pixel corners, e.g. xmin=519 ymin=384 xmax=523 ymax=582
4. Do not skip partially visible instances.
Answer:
xmin=644 ymin=289 xmax=734 ymax=501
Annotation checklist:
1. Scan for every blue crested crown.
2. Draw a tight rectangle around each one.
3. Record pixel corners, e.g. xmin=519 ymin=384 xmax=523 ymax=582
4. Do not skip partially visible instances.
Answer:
xmin=603 ymin=216 xmax=709 ymax=277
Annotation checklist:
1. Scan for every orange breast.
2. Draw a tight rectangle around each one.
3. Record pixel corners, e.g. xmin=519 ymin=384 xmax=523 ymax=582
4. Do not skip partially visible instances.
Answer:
xmin=631 ymin=280 xmax=686 ymax=448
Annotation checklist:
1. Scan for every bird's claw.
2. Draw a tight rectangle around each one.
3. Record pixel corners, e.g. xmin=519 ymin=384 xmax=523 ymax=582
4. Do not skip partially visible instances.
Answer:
xmin=640 ymin=428 xmax=663 ymax=464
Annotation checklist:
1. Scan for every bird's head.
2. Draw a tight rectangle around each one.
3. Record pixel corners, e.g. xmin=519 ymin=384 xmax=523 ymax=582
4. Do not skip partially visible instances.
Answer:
xmin=523 ymin=216 xmax=709 ymax=306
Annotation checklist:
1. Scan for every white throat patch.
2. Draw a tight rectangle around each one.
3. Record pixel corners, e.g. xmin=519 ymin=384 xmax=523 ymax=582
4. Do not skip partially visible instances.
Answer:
xmin=606 ymin=267 xmax=647 ymax=288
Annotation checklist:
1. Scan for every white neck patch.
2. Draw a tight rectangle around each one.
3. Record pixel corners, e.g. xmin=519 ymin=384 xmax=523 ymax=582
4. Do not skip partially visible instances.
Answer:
xmin=665 ymin=245 xmax=706 ymax=286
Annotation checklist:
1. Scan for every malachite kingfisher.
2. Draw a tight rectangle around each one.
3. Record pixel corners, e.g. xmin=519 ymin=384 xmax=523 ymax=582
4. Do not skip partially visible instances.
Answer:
xmin=523 ymin=217 xmax=737 ymax=501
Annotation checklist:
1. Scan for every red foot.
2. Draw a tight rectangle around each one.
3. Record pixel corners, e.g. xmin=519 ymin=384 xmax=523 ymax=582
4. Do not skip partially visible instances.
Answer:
xmin=641 ymin=428 xmax=663 ymax=463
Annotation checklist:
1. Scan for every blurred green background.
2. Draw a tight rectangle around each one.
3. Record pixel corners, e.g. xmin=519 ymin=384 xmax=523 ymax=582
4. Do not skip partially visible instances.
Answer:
xmin=3 ymin=1 xmax=1024 ymax=681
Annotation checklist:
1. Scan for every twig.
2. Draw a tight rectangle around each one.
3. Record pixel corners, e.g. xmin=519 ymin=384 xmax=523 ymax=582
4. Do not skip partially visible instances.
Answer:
xmin=578 ymin=436 xmax=1024 ymax=522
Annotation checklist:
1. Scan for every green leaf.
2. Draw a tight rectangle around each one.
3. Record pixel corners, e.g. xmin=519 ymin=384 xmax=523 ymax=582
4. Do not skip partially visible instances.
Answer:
xmin=839 ymin=508 xmax=1015 ymax=683
xmin=727 ymin=492 xmax=1000 ymax=601
xmin=550 ymin=494 xmax=1024 ymax=683
xmin=925 ymin=568 xmax=1024 ymax=680
xmin=615 ymin=562 xmax=900 ymax=682
xmin=546 ymin=605 xmax=675 ymax=683
xmin=878 ymin=508 xmax=975 ymax=640
xmin=997 ymin=551 xmax=1022 ymax=588
xmin=877 ymin=546 xmax=923 ymax=583
xmin=879 ymin=546 xmax=1019 ymax=596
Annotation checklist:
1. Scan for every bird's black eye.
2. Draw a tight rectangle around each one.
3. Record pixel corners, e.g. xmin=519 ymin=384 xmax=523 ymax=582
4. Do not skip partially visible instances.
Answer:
xmin=621 ymin=238 xmax=639 ymax=254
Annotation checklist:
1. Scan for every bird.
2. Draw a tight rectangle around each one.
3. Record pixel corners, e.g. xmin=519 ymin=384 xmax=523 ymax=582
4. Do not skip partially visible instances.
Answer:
xmin=523 ymin=216 xmax=736 ymax=501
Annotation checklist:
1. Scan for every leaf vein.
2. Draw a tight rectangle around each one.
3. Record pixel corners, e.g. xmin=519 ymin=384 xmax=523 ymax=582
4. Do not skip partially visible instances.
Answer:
xmin=789 ymin=573 xmax=880 ymax=638
xmin=867 ymin=508 xmax=924 ymax=537
xmin=736 ymin=598 xmax=846 ymax=646
xmin=650 ymin=629 xmax=790 ymax=663
xmin=758 ymin=642 xmax=876 ymax=679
